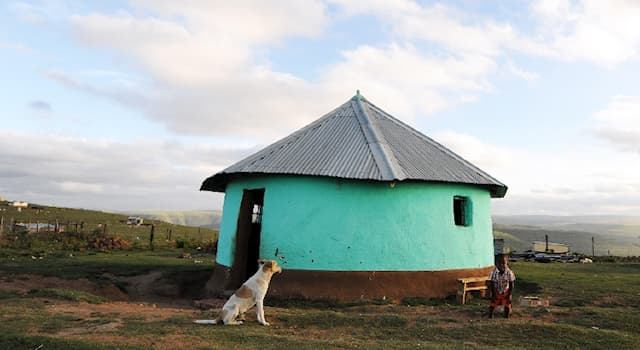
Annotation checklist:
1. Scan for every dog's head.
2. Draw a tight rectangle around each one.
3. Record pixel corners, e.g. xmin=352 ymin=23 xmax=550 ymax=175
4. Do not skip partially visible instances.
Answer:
xmin=258 ymin=259 xmax=282 ymax=274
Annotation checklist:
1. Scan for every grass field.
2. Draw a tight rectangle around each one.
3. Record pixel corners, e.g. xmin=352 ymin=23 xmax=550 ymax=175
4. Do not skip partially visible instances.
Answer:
xmin=1 ymin=247 xmax=639 ymax=350
xmin=0 ymin=201 xmax=218 ymax=250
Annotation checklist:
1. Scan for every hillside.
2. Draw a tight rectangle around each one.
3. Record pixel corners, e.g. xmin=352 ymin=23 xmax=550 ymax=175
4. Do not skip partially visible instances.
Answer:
xmin=494 ymin=222 xmax=640 ymax=257
xmin=493 ymin=215 xmax=640 ymax=238
xmin=128 ymin=210 xmax=222 ymax=229
xmin=0 ymin=201 xmax=218 ymax=246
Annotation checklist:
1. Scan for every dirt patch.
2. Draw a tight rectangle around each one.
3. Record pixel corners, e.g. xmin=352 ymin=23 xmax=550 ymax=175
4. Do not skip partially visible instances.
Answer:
xmin=40 ymin=300 xmax=214 ymax=349
xmin=1 ymin=270 xmax=213 ymax=307
xmin=57 ymin=321 xmax=124 ymax=337
xmin=48 ymin=301 xmax=200 ymax=320
xmin=593 ymin=295 xmax=625 ymax=306
xmin=0 ymin=274 xmax=128 ymax=301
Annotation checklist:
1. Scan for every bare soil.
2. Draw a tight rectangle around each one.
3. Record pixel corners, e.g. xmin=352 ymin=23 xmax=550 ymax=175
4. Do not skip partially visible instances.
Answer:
xmin=0 ymin=274 xmax=128 ymax=301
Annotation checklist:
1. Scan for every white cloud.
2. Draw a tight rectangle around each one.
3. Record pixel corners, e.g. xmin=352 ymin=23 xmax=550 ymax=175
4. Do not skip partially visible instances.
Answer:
xmin=337 ymin=1 xmax=640 ymax=67
xmin=70 ymin=1 xmax=328 ymax=86
xmin=531 ymin=0 xmax=640 ymax=66
xmin=321 ymin=44 xmax=496 ymax=119
xmin=59 ymin=2 xmax=516 ymax=140
xmin=57 ymin=181 xmax=104 ymax=194
xmin=0 ymin=130 xmax=256 ymax=210
xmin=433 ymin=130 xmax=640 ymax=215
xmin=592 ymin=96 xmax=640 ymax=153
xmin=505 ymin=61 xmax=539 ymax=82
xmin=433 ymin=131 xmax=513 ymax=169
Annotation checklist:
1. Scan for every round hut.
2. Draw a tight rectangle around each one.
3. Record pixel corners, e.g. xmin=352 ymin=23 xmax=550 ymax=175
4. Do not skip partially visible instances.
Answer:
xmin=201 ymin=92 xmax=507 ymax=301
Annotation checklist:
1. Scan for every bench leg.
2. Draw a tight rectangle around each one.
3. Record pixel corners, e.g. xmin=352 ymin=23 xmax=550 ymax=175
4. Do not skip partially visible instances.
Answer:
xmin=458 ymin=289 xmax=467 ymax=305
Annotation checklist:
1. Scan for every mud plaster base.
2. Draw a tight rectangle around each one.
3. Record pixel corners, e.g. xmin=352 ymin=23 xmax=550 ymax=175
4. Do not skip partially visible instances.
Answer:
xmin=206 ymin=263 xmax=493 ymax=301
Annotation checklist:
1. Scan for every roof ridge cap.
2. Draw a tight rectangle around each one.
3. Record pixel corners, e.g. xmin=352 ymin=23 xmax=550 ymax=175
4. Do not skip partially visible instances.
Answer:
xmin=351 ymin=96 xmax=406 ymax=181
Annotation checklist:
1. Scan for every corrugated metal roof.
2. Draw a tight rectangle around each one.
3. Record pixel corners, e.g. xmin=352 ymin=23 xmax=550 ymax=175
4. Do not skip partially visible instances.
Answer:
xmin=201 ymin=93 xmax=507 ymax=197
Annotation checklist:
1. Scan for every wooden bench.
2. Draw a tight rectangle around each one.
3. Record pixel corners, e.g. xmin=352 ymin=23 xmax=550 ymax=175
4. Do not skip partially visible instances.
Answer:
xmin=457 ymin=276 xmax=489 ymax=304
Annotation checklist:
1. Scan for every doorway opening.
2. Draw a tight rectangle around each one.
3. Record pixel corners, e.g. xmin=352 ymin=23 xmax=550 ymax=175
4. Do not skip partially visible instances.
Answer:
xmin=230 ymin=188 xmax=265 ymax=288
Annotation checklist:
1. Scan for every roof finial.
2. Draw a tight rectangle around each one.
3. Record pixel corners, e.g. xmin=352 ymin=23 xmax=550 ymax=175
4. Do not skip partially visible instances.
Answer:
xmin=352 ymin=89 xmax=363 ymax=100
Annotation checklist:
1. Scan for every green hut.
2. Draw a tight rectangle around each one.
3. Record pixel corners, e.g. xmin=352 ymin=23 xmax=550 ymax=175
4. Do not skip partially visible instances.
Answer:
xmin=201 ymin=92 xmax=507 ymax=301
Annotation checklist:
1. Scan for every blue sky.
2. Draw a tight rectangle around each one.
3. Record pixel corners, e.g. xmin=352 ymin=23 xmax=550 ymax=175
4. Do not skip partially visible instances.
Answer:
xmin=1 ymin=0 xmax=639 ymax=215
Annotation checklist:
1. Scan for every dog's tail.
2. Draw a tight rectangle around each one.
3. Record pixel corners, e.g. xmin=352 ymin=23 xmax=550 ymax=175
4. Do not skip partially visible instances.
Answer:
xmin=193 ymin=319 xmax=219 ymax=325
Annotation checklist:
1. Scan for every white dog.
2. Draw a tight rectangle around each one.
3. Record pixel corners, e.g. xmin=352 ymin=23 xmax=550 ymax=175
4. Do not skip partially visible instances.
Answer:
xmin=212 ymin=259 xmax=282 ymax=326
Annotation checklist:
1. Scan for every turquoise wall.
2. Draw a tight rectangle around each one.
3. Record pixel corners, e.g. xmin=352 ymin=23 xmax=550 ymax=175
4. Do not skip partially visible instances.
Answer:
xmin=216 ymin=175 xmax=494 ymax=271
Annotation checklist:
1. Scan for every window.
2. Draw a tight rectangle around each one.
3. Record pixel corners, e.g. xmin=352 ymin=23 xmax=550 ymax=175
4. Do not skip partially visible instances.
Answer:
xmin=251 ymin=203 xmax=263 ymax=224
xmin=453 ymin=196 xmax=471 ymax=226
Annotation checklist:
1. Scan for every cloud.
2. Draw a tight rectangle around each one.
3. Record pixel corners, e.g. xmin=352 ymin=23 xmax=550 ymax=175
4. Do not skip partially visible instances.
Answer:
xmin=505 ymin=61 xmax=539 ymax=82
xmin=433 ymin=130 xmax=640 ymax=215
xmin=28 ymin=100 xmax=52 ymax=112
xmin=0 ymin=130 xmax=256 ymax=210
xmin=432 ymin=131 xmax=513 ymax=170
xmin=320 ymin=44 xmax=496 ymax=119
xmin=592 ymin=96 xmax=640 ymax=153
xmin=531 ymin=0 xmax=640 ymax=66
xmin=0 ymin=40 xmax=32 ymax=53
xmin=337 ymin=1 xmax=640 ymax=67
xmin=70 ymin=1 xmax=328 ymax=86
xmin=56 ymin=1 xmax=529 ymax=140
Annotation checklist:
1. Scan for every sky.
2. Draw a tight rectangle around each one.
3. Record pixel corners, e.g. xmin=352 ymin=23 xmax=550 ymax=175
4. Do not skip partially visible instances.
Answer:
xmin=1 ymin=0 xmax=639 ymax=216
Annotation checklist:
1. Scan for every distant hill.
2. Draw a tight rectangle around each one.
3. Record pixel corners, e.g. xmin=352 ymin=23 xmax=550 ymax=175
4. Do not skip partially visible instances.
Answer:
xmin=493 ymin=215 xmax=640 ymax=256
xmin=0 ymin=201 xmax=218 ymax=244
xmin=128 ymin=210 xmax=222 ymax=229
xmin=493 ymin=215 xmax=640 ymax=237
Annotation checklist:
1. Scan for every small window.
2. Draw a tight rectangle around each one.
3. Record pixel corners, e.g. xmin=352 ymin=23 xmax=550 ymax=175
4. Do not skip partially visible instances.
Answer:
xmin=453 ymin=196 xmax=471 ymax=226
xmin=251 ymin=204 xmax=263 ymax=224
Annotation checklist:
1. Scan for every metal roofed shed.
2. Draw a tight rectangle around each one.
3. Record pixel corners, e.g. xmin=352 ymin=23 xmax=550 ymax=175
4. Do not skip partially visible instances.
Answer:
xmin=201 ymin=92 xmax=508 ymax=301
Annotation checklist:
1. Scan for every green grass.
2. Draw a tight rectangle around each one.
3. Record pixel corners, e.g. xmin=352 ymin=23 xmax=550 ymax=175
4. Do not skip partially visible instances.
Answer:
xmin=0 ymin=249 xmax=215 ymax=281
xmin=27 ymin=288 xmax=107 ymax=304
xmin=0 ymin=334 xmax=146 ymax=350
xmin=1 ymin=248 xmax=640 ymax=349
xmin=0 ymin=201 xmax=218 ymax=250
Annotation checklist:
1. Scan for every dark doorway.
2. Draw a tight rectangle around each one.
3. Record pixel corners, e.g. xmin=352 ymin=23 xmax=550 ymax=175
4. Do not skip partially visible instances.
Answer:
xmin=230 ymin=188 xmax=265 ymax=288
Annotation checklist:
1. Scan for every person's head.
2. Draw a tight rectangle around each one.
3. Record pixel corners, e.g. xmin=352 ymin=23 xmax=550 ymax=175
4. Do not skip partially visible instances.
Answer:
xmin=495 ymin=254 xmax=508 ymax=272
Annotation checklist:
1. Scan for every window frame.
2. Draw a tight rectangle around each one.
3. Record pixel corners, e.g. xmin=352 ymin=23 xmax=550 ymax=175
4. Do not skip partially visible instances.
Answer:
xmin=453 ymin=196 xmax=472 ymax=227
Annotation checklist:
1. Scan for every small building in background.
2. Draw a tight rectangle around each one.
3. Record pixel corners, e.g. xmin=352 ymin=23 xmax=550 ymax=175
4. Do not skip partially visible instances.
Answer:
xmin=127 ymin=216 xmax=144 ymax=226
xmin=532 ymin=241 xmax=569 ymax=254
xmin=10 ymin=201 xmax=29 ymax=208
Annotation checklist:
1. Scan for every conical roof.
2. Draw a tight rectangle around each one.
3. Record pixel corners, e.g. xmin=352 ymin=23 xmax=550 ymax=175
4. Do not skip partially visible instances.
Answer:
xmin=201 ymin=93 xmax=507 ymax=197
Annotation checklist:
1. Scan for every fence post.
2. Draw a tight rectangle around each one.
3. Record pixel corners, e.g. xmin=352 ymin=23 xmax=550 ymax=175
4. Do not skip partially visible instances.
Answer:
xmin=0 ymin=215 xmax=3 ymax=237
xmin=149 ymin=224 xmax=155 ymax=251
xmin=103 ymin=223 xmax=108 ymax=236
xmin=55 ymin=220 xmax=59 ymax=234
xmin=36 ymin=221 xmax=40 ymax=233
xmin=10 ymin=217 xmax=15 ymax=234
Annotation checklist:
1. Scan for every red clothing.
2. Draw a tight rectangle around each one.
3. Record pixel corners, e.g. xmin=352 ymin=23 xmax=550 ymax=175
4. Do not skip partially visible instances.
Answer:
xmin=490 ymin=291 xmax=512 ymax=307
